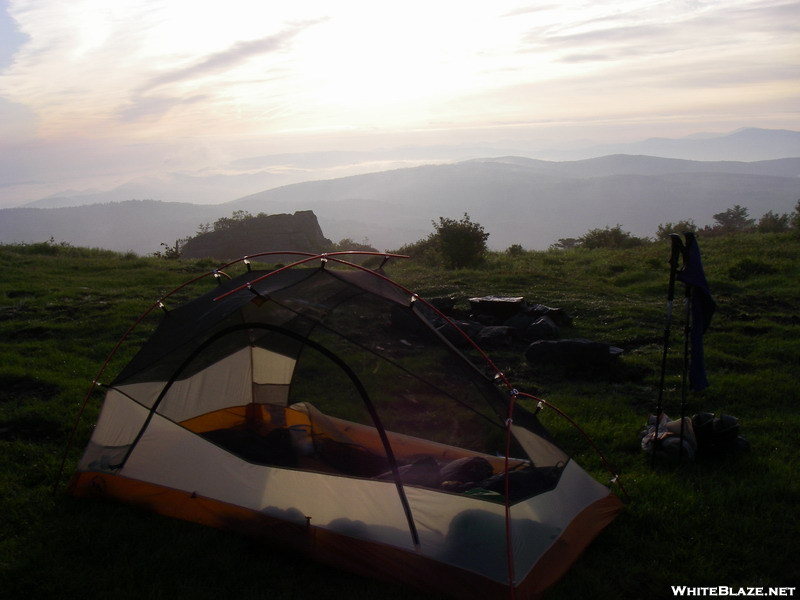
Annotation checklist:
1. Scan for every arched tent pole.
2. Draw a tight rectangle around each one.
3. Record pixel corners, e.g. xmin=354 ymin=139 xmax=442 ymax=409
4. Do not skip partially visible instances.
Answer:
xmin=212 ymin=251 xmax=410 ymax=302
xmin=311 ymin=256 xmax=526 ymax=595
xmin=504 ymin=389 xmax=520 ymax=599
xmin=210 ymin=251 xmax=513 ymax=391
xmin=516 ymin=391 xmax=629 ymax=502
xmin=55 ymin=248 xmax=622 ymax=596
xmin=300 ymin=254 xmax=515 ymax=390
xmin=53 ymin=251 xmax=409 ymax=493
xmin=115 ymin=322 xmax=422 ymax=549
xmin=307 ymin=254 xmax=528 ymax=597
xmin=53 ymin=267 xmax=235 ymax=494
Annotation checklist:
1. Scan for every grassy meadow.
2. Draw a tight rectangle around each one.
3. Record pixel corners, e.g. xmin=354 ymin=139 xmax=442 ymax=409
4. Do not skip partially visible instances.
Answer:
xmin=1 ymin=233 xmax=798 ymax=599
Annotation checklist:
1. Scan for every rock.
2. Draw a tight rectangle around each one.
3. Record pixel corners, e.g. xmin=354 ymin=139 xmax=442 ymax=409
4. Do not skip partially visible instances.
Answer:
xmin=468 ymin=296 xmax=526 ymax=322
xmin=476 ymin=326 xmax=516 ymax=347
xmin=503 ymin=312 xmax=535 ymax=335
xmin=437 ymin=320 xmax=484 ymax=347
xmin=524 ymin=316 xmax=560 ymax=341
xmin=427 ymin=296 xmax=457 ymax=315
xmin=525 ymin=303 xmax=572 ymax=327
xmin=181 ymin=210 xmax=332 ymax=260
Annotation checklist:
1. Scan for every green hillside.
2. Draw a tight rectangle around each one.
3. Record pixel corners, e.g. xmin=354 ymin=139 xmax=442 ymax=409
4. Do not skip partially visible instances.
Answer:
xmin=1 ymin=233 xmax=798 ymax=599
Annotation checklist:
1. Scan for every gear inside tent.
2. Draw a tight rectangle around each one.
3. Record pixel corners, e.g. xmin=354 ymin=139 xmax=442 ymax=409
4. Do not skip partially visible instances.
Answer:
xmin=67 ymin=252 xmax=622 ymax=600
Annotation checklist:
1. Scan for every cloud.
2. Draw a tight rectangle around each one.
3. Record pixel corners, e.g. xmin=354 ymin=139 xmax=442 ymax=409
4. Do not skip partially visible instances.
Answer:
xmin=116 ymin=93 xmax=208 ymax=122
xmin=138 ymin=20 xmax=325 ymax=93
xmin=558 ymin=52 xmax=612 ymax=64
xmin=0 ymin=0 xmax=30 ymax=71
xmin=111 ymin=19 xmax=328 ymax=127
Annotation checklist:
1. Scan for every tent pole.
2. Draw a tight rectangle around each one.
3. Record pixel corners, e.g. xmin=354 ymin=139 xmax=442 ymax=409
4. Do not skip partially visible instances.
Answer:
xmin=652 ymin=234 xmax=684 ymax=467
xmin=678 ymin=236 xmax=693 ymax=461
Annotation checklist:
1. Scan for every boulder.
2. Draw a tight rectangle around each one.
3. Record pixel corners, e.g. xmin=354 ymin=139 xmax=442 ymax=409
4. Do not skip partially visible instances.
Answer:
xmin=181 ymin=210 xmax=332 ymax=260
xmin=524 ymin=316 xmax=560 ymax=341
xmin=525 ymin=303 xmax=572 ymax=327
xmin=468 ymin=296 xmax=525 ymax=322
xmin=476 ymin=326 xmax=516 ymax=347
xmin=437 ymin=320 xmax=484 ymax=348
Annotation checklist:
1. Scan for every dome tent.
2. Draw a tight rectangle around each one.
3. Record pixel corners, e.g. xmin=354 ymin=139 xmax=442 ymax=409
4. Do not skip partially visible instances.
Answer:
xmin=67 ymin=251 xmax=622 ymax=599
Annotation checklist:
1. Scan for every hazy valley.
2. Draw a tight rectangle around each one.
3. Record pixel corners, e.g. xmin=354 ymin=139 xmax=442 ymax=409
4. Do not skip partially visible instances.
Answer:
xmin=2 ymin=129 xmax=799 ymax=254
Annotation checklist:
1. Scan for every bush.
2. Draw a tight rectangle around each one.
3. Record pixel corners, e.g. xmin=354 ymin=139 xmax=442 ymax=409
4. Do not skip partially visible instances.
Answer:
xmin=577 ymin=225 xmax=647 ymax=249
xmin=432 ymin=213 xmax=490 ymax=269
xmin=710 ymin=205 xmax=755 ymax=234
xmin=330 ymin=238 xmax=378 ymax=253
xmin=655 ymin=220 xmax=697 ymax=240
xmin=756 ymin=211 xmax=790 ymax=233
xmin=395 ymin=236 xmax=441 ymax=266
xmin=550 ymin=238 xmax=580 ymax=250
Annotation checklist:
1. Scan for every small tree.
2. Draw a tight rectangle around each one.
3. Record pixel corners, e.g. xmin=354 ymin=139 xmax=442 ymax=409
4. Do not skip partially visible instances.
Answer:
xmin=655 ymin=219 xmax=697 ymax=241
xmin=549 ymin=238 xmax=580 ymax=250
xmin=431 ymin=213 xmax=489 ymax=269
xmin=577 ymin=225 xmax=647 ymax=249
xmin=756 ymin=210 xmax=790 ymax=233
xmin=790 ymin=199 xmax=800 ymax=230
xmin=395 ymin=236 xmax=441 ymax=266
xmin=330 ymin=237 xmax=377 ymax=252
xmin=711 ymin=205 xmax=754 ymax=233
xmin=154 ymin=238 xmax=188 ymax=259
xmin=212 ymin=210 xmax=252 ymax=232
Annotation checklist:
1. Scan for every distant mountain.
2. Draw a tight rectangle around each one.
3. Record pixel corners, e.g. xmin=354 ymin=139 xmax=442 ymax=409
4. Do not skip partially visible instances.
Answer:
xmin=563 ymin=128 xmax=800 ymax=162
xmin=22 ymin=171 xmax=291 ymax=209
xmin=229 ymin=157 xmax=800 ymax=250
xmin=0 ymin=200 xmax=225 ymax=254
xmin=2 ymin=155 xmax=798 ymax=254
xmin=17 ymin=128 xmax=800 ymax=211
xmin=466 ymin=155 xmax=800 ymax=178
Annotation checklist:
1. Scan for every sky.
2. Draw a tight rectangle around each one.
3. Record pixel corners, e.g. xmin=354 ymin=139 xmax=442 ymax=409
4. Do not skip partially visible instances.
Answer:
xmin=1 ymin=0 xmax=798 ymax=207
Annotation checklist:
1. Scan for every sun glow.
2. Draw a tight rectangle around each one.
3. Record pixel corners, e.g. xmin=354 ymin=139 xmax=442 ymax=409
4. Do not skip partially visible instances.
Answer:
xmin=1 ymin=0 xmax=797 ymax=156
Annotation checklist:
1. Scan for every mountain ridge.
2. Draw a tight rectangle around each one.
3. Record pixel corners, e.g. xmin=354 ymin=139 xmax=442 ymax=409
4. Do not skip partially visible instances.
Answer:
xmin=2 ymin=154 xmax=797 ymax=254
xmin=17 ymin=127 xmax=800 ymax=211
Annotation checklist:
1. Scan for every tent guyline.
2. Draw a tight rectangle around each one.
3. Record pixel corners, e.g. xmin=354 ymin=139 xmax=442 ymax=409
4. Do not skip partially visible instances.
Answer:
xmin=62 ymin=250 xmax=623 ymax=600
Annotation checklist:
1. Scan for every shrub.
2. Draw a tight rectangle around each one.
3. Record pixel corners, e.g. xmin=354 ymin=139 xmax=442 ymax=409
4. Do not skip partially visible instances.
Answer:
xmin=710 ymin=205 xmax=755 ymax=234
xmin=655 ymin=220 xmax=697 ymax=240
xmin=550 ymin=238 xmax=580 ymax=250
xmin=432 ymin=213 xmax=490 ymax=269
xmin=395 ymin=236 xmax=441 ymax=266
xmin=790 ymin=199 xmax=800 ymax=231
xmin=577 ymin=225 xmax=647 ymax=249
xmin=756 ymin=211 xmax=790 ymax=233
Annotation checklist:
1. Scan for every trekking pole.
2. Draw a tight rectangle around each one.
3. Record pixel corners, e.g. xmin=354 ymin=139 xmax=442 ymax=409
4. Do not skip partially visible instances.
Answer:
xmin=652 ymin=233 xmax=684 ymax=467
xmin=678 ymin=233 xmax=695 ymax=461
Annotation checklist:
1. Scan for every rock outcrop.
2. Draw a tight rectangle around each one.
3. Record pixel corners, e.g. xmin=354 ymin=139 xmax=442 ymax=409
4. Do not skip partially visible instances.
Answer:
xmin=181 ymin=210 xmax=332 ymax=260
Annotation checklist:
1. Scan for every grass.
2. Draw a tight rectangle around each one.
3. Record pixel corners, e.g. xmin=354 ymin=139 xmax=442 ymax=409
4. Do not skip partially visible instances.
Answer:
xmin=1 ymin=233 xmax=799 ymax=599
